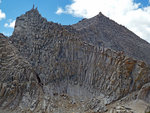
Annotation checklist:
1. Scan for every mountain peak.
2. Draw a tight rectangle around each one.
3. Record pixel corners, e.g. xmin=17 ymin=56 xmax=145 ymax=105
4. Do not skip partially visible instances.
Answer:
xmin=26 ymin=6 xmax=40 ymax=18
xmin=72 ymin=12 xmax=150 ymax=65
xmin=13 ymin=7 xmax=46 ymax=35
xmin=96 ymin=12 xmax=109 ymax=20
xmin=1 ymin=8 xmax=150 ymax=113
xmin=32 ymin=4 xmax=35 ymax=9
xmin=16 ymin=6 xmax=41 ymax=22
xmin=97 ymin=12 xmax=104 ymax=17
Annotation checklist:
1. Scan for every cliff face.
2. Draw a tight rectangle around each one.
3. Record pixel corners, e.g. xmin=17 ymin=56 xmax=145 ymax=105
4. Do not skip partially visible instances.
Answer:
xmin=0 ymin=8 xmax=150 ymax=112
xmin=0 ymin=34 xmax=42 ymax=111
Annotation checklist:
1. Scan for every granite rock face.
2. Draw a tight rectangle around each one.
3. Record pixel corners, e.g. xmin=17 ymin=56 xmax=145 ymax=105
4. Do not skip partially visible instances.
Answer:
xmin=0 ymin=33 xmax=42 ymax=111
xmin=0 ymin=7 xmax=150 ymax=112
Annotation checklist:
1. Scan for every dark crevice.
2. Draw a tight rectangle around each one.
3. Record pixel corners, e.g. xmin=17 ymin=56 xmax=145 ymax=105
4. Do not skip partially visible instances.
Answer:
xmin=33 ymin=71 xmax=43 ymax=86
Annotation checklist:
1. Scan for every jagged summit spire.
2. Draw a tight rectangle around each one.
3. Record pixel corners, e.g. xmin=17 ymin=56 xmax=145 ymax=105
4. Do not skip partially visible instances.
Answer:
xmin=31 ymin=4 xmax=38 ymax=10
xmin=26 ymin=4 xmax=40 ymax=15
xmin=32 ymin=4 xmax=35 ymax=9
xmin=13 ymin=5 xmax=43 ymax=35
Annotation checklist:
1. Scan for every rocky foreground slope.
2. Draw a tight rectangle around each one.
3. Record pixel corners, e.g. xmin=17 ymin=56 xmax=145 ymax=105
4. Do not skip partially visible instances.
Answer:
xmin=0 ymin=7 xmax=150 ymax=113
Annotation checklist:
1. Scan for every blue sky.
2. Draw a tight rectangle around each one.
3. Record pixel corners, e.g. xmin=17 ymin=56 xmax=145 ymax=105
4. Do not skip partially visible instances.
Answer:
xmin=134 ymin=0 xmax=149 ymax=7
xmin=0 ymin=0 xmax=150 ymax=43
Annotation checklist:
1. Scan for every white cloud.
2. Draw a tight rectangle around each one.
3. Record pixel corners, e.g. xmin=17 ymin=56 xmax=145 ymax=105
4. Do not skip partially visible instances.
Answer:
xmin=0 ymin=1 xmax=6 ymax=20
xmin=56 ymin=0 xmax=150 ymax=43
xmin=4 ymin=20 xmax=16 ymax=28
xmin=56 ymin=7 xmax=64 ymax=15
xmin=0 ymin=9 xmax=6 ymax=20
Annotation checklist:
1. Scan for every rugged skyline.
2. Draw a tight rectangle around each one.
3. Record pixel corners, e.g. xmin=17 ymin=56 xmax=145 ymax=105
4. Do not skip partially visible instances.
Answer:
xmin=0 ymin=0 xmax=150 ymax=43
xmin=0 ymin=7 xmax=150 ymax=113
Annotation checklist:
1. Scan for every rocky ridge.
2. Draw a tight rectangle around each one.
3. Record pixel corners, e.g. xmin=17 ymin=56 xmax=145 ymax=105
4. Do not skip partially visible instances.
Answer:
xmin=0 ymin=7 xmax=150 ymax=113
xmin=72 ymin=12 xmax=150 ymax=65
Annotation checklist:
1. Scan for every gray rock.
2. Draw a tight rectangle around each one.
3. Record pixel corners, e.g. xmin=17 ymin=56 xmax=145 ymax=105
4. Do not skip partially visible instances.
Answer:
xmin=0 ymin=7 xmax=150 ymax=113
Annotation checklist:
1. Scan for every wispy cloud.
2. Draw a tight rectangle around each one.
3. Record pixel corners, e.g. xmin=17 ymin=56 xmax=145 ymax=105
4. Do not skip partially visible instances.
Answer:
xmin=56 ymin=0 xmax=150 ymax=43
xmin=4 ymin=20 xmax=16 ymax=28
xmin=56 ymin=7 xmax=64 ymax=15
